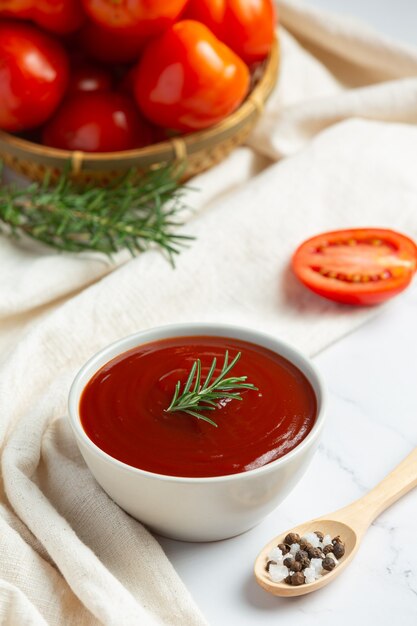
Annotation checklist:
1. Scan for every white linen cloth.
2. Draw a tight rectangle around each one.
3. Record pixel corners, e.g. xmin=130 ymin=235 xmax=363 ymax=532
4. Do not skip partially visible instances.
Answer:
xmin=1 ymin=1 xmax=417 ymax=623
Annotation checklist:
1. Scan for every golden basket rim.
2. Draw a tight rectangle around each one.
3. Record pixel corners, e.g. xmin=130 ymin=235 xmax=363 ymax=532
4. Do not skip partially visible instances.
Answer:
xmin=0 ymin=38 xmax=279 ymax=172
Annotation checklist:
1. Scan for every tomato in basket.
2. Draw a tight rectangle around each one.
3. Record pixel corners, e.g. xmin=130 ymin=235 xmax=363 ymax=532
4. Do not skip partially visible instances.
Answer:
xmin=42 ymin=92 xmax=153 ymax=152
xmin=292 ymin=228 xmax=417 ymax=306
xmin=134 ymin=20 xmax=250 ymax=131
xmin=0 ymin=21 xmax=69 ymax=132
xmin=81 ymin=0 xmax=189 ymax=36
xmin=185 ymin=0 xmax=276 ymax=63
xmin=0 ymin=0 xmax=86 ymax=34
xmin=68 ymin=62 xmax=113 ymax=95
xmin=77 ymin=21 xmax=148 ymax=64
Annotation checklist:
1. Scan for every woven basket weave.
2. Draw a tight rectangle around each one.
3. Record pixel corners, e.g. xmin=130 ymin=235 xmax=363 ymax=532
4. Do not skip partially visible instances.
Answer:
xmin=0 ymin=38 xmax=279 ymax=185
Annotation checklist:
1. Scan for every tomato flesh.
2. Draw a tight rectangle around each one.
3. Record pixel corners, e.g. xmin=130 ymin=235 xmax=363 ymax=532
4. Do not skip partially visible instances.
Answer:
xmin=292 ymin=229 xmax=417 ymax=306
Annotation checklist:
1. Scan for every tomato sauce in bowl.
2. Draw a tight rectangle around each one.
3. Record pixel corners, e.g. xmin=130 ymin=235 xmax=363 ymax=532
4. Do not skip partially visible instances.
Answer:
xmin=79 ymin=336 xmax=317 ymax=478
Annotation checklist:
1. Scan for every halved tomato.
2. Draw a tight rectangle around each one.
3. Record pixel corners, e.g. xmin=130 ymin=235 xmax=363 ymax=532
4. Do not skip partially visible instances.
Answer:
xmin=292 ymin=228 xmax=417 ymax=306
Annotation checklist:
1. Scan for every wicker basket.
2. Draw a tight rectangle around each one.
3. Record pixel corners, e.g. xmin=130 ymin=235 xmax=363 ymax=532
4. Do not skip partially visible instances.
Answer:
xmin=0 ymin=39 xmax=279 ymax=185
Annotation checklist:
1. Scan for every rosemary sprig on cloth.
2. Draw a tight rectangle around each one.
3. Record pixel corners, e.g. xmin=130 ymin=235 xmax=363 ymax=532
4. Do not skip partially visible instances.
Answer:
xmin=166 ymin=351 xmax=258 ymax=427
xmin=0 ymin=165 xmax=193 ymax=263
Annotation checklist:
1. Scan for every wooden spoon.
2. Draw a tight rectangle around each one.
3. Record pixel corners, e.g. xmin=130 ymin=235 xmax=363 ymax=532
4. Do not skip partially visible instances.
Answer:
xmin=254 ymin=446 xmax=417 ymax=597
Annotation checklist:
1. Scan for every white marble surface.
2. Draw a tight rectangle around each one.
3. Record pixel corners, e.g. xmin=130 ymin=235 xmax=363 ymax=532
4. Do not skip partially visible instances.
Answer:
xmin=157 ymin=6 xmax=417 ymax=622
xmin=159 ymin=282 xmax=417 ymax=625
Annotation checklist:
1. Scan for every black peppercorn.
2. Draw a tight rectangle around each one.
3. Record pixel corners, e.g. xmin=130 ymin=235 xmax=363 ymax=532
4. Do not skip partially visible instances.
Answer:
xmin=268 ymin=529 xmax=345 ymax=586
xmin=291 ymin=572 xmax=305 ymax=586
xmin=307 ymin=547 xmax=324 ymax=559
xmin=322 ymin=557 xmax=336 ymax=571
xmin=333 ymin=542 xmax=345 ymax=559
xmin=295 ymin=550 xmax=310 ymax=569
xmin=284 ymin=532 xmax=300 ymax=545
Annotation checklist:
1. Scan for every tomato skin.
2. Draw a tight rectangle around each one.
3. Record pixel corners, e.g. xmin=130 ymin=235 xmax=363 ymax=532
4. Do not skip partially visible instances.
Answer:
xmin=292 ymin=229 xmax=417 ymax=306
xmin=81 ymin=0 xmax=189 ymax=36
xmin=134 ymin=20 xmax=250 ymax=132
xmin=0 ymin=0 xmax=32 ymax=18
xmin=0 ymin=0 xmax=86 ymax=34
xmin=42 ymin=92 xmax=152 ymax=152
xmin=0 ymin=22 xmax=69 ymax=132
xmin=33 ymin=0 xmax=86 ymax=35
xmin=68 ymin=62 xmax=112 ymax=94
xmin=185 ymin=0 xmax=276 ymax=64
xmin=77 ymin=21 xmax=146 ymax=63
xmin=119 ymin=65 xmax=139 ymax=97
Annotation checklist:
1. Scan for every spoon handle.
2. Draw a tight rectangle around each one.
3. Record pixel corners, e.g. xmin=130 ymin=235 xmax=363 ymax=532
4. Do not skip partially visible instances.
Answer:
xmin=336 ymin=446 xmax=417 ymax=530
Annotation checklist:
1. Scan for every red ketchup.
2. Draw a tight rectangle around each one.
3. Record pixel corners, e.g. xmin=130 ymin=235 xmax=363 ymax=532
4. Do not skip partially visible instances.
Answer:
xmin=80 ymin=336 xmax=317 ymax=478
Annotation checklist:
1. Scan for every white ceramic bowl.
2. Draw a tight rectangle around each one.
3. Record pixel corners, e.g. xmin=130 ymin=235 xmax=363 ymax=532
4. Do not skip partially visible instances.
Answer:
xmin=68 ymin=324 xmax=326 ymax=542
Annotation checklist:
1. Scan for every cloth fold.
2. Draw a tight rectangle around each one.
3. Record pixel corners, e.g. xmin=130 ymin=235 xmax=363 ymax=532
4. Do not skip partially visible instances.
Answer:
xmin=1 ymin=1 xmax=417 ymax=624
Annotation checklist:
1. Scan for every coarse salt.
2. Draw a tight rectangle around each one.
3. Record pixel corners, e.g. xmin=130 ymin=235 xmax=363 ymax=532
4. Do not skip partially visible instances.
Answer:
xmin=268 ymin=564 xmax=289 ymax=583
xmin=310 ymin=558 xmax=323 ymax=572
xmin=305 ymin=533 xmax=321 ymax=548
xmin=266 ymin=530 xmax=345 ymax=587
xmin=303 ymin=567 xmax=318 ymax=584
xmin=268 ymin=547 xmax=283 ymax=562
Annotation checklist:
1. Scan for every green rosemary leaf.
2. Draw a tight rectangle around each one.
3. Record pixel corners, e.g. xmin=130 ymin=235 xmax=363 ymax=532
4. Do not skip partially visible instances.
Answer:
xmin=165 ymin=351 xmax=258 ymax=427
xmin=210 ymin=351 xmax=239 ymax=388
xmin=0 ymin=163 xmax=194 ymax=262
xmin=193 ymin=359 xmax=201 ymax=394
xmin=200 ymin=357 xmax=217 ymax=392
xmin=180 ymin=410 xmax=219 ymax=428
xmin=183 ymin=360 xmax=198 ymax=395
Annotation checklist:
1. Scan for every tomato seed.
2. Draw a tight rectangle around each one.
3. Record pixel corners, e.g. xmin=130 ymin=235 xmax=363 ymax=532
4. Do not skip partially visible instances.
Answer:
xmin=380 ymin=271 xmax=391 ymax=279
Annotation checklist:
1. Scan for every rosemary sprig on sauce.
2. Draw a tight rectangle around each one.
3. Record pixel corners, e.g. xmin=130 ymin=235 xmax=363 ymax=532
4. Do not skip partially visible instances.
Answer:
xmin=166 ymin=351 xmax=258 ymax=427
xmin=0 ymin=164 xmax=193 ymax=264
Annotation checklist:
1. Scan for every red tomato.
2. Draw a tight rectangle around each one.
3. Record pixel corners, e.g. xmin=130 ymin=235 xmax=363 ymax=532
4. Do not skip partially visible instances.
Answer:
xmin=77 ymin=21 xmax=146 ymax=63
xmin=42 ymin=92 xmax=152 ymax=152
xmin=68 ymin=62 xmax=112 ymax=94
xmin=0 ymin=22 xmax=69 ymax=132
xmin=119 ymin=65 xmax=139 ymax=97
xmin=185 ymin=0 xmax=276 ymax=64
xmin=134 ymin=20 xmax=250 ymax=132
xmin=0 ymin=0 xmax=32 ymax=18
xmin=0 ymin=0 xmax=86 ymax=34
xmin=292 ymin=228 xmax=417 ymax=306
xmin=81 ymin=0 xmax=189 ymax=36
xmin=33 ymin=0 xmax=86 ymax=35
